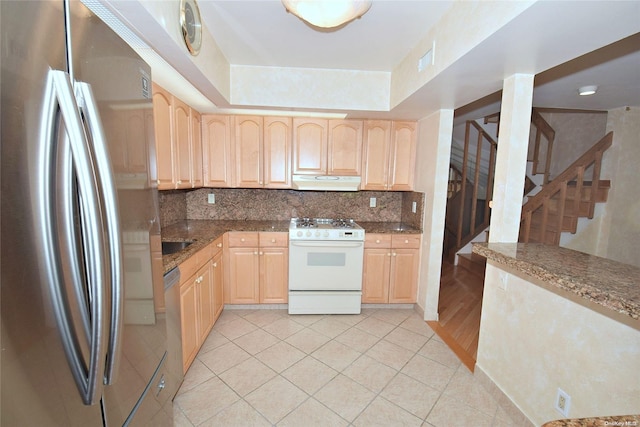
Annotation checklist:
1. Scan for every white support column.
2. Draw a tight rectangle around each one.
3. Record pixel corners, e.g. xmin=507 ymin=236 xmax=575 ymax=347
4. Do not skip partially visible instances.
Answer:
xmin=489 ymin=74 xmax=534 ymax=243
xmin=415 ymin=109 xmax=454 ymax=320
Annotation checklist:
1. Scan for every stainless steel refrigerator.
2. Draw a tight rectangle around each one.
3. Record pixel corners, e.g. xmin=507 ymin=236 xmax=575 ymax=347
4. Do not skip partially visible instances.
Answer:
xmin=1 ymin=0 xmax=176 ymax=425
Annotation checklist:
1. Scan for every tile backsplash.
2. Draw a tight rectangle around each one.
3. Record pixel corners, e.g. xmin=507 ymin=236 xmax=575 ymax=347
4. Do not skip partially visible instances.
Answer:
xmin=159 ymin=188 xmax=424 ymax=230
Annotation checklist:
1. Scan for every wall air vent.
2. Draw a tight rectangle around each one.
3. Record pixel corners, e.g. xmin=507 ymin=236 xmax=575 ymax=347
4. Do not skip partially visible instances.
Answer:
xmin=418 ymin=41 xmax=435 ymax=72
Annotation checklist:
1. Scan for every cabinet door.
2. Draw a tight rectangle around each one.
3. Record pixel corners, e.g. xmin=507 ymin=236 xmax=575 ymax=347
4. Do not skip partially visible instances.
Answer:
xmin=389 ymin=248 xmax=419 ymax=303
xmin=173 ymin=97 xmax=191 ymax=189
xmin=202 ymin=115 xmax=234 ymax=187
xmin=328 ymin=120 xmax=362 ymax=176
xmin=180 ymin=280 xmax=198 ymax=373
xmin=389 ymin=121 xmax=417 ymax=191
xmin=227 ymin=247 xmax=259 ymax=304
xmin=152 ymin=84 xmax=175 ymax=189
xmin=293 ymin=118 xmax=327 ymax=175
xmin=260 ymin=248 xmax=288 ymax=304
xmin=264 ymin=116 xmax=291 ymax=188
xmin=196 ymin=263 xmax=214 ymax=343
xmin=362 ymin=248 xmax=391 ymax=303
xmin=234 ymin=115 xmax=263 ymax=188
xmin=212 ymin=251 xmax=224 ymax=321
xmin=191 ymin=109 xmax=203 ymax=188
xmin=361 ymin=120 xmax=391 ymax=190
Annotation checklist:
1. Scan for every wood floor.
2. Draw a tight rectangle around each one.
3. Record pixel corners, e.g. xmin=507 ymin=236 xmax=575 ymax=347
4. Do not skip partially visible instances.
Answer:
xmin=427 ymin=258 xmax=484 ymax=372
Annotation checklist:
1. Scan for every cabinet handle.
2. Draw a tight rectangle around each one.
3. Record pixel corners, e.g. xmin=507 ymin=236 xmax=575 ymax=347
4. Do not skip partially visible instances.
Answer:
xmin=271 ymin=238 xmax=276 ymax=243
xmin=259 ymin=251 xmax=264 ymax=255
xmin=392 ymin=252 xmax=397 ymax=257
xmin=254 ymin=251 xmax=258 ymax=255
xmin=213 ymin=262 xmax=217 ymax=268
xmin=177 ymin=180 xmax=182 ymax=185
xmin=387 ymin=253 xmax=391 ymax=256
xmin=216 ymin=243 xmax=222 ymax=248
xmin=375 ymin=239 xmax=381 ymax=244
xmin=404 ymin=239 xmax=409 ymax=244
xmin=241 ymin=238 xmax=245 ymax=242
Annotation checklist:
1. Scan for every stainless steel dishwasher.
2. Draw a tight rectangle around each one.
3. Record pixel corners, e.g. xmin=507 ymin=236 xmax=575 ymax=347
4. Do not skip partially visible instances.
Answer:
xmin=164 ymin=267 xmax=184 ymax=398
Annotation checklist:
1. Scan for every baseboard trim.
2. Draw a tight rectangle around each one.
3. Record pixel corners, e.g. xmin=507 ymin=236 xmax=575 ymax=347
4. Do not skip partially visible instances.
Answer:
xmin=474 ymin=365 xmax=535 ymax=426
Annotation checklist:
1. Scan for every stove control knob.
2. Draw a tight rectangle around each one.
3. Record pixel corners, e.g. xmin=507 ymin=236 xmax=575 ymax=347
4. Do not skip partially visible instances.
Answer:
xmin=296 ymin=231 xmax=303 ymax=237
xmin=324 ymin=231 xmax=330 ymax=237
xmin=315 ymin=231 xmax=320 ymax=237
xmin=305 ymin=231 xmax=311 ymax=237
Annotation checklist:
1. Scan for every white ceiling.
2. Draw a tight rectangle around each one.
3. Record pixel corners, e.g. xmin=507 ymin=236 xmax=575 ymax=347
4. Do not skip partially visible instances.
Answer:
xmin=199 ymin=1 xmax=453 ymax=72
xmin=101 ymin=0 xmax=640 ymax=121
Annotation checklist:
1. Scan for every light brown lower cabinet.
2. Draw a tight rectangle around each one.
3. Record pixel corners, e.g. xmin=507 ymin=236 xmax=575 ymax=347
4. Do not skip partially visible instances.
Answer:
xmin=225 ymin=232 xmax=288 ymax=304
xmin=179 ymin=237 xmax=224 ymax=373
xmin=362 ymin=234 xmax=420 ymax=303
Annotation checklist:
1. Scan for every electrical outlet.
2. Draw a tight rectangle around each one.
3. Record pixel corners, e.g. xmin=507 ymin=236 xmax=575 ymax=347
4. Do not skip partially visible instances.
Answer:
xmin=555 ymin=388 xmax=571 ymax=418
xmin=370 ymin=197 xmax=376 ymax=208
xmin=207 ymin=193 xmax=215 ymax=204
xmin=412 ymin=201 xmax=417 ymax=213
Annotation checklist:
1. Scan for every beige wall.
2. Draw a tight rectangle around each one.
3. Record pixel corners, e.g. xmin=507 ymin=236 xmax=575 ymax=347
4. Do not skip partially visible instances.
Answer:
xmin=564 ymin=107 xmax=640 ymax=268
xmin=415 ymin=109 xmax=453 ymax=319
xmin=477 ymin=263 xmax=640 ymax=426
xmin=535 ymin=111 xmax=608 ymax=179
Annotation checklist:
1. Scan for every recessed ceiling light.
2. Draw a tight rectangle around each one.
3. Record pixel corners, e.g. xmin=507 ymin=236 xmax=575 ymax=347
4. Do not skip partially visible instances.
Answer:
xmin=578 ymin=85 xmax=598 ymax=96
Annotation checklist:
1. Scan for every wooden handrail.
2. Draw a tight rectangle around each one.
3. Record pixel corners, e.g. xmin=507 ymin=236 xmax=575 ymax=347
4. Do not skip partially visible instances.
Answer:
xmin=449 ymin=120 xmax=497 ymax=250
xmin=531 ymin=109 xmax=556 ymax=184
xmin=522 ymin=132 xmax=612 ymax=214
xmin=520 ymin=131 xmax=613 ymax=245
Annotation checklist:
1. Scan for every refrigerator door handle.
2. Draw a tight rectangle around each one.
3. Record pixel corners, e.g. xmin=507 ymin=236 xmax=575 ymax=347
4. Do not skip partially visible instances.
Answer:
xmin=75 ymin=81 xmax=124 ymax=385
xmin=37 ymin=69 xmax=108 ymax=405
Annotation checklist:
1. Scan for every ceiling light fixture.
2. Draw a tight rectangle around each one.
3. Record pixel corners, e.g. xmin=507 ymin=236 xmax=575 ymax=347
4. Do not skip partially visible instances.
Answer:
xmin=281 ymin=0 xmax=372 ymax=29
xmin=578 ymin=85 xmax=598 ymax=96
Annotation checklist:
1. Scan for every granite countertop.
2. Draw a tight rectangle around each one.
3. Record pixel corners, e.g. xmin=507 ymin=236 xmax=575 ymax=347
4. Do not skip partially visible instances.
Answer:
xmin=161 ymin=220 xmax=421 ymax=273
xmin=357 ymin=222 xmax=422 ymax=234
xmin=473 ymin=242 xmax=640 ymax=327
xmin=541 ymin=414 xmax=640 ymax=427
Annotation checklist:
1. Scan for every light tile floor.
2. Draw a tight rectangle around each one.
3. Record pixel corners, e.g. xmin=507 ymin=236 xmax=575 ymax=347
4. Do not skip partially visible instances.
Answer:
xmin=173 ymin=308 xmax=517 ymax=427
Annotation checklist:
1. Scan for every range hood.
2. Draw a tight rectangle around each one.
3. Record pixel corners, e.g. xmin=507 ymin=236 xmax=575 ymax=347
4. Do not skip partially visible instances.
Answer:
xmin=292 ymin=175 xmax=361 ymax=191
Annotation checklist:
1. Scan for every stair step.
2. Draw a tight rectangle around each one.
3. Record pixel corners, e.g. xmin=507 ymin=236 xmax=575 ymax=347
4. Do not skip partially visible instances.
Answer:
xmin=530 ymin=211 xmax=578 ymax=233
xmin=552 ymin=180 xmax=610 ymax=203
xmin=457 ymin=253 xmax=486 ymax=277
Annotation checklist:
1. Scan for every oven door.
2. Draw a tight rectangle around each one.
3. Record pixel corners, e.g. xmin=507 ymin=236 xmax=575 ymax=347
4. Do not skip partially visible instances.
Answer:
xmin=289 ymin=240 xmax=364 ymax=291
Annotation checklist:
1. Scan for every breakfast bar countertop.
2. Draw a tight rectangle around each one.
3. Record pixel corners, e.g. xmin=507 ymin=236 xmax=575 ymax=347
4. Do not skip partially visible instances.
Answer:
xmin=473 ymin=242 xmax=640 ymax=328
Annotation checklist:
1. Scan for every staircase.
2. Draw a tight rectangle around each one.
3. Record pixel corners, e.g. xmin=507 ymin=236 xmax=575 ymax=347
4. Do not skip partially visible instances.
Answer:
xmin=446 ymin=111 xmax=613 ymax=275
xmin=520 ymin=132 xmax=613 ymax=245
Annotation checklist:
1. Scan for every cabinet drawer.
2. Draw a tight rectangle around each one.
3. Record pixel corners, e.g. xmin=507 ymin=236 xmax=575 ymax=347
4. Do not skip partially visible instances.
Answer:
xmin=211 ymin=236 xmax=224 ymax=256
xmin=259 ymin=232 xmax=288 ymax=247
xmin=391 ymin=234 xmax=421 ymax=249
xmin=179 ymin=243 xmax=213 ymax=283
xmin=365 ymin=234 xmax=392 ymax=249
xmin=227 ymin=232 xmax=259 ymax=247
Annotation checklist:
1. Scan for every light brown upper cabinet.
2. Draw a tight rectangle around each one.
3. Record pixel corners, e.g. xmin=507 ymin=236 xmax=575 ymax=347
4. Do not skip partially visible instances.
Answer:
xmin=191 ymin=110 xmax=203 ymax=188
xmin=202 ymin=114 xmax=233 ymax=188
xmin=234 ymin=115 xmax=263 ymax=188
xmin=173 ymin=97 xmax=192 ymax=189
xmin=152 ymin=84 xmax=174 ymax=190
xmin=203 ymin=115 xmax=291 ymax=189
xmin=328 ymin=120 xmax=363 ymax=176
xmin=293 ymin=118 xmax=362 ymax=176
xmin=263 ymin=117 xmax=292 ymax=188
xmin=361 ymin=120 xmax=416 ymax=191
xmin=152 ymin=83 xmax=202 ymax=190
xmin=292 ymin=118 xmax=327 ymax=175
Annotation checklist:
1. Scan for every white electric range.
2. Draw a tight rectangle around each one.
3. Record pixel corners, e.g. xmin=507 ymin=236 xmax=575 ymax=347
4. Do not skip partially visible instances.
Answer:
xmin=288 ymin=218 xmax=365 ymax=314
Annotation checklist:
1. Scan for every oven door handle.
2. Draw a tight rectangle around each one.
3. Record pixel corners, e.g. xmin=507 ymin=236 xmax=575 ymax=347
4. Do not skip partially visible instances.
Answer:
xmin=290 ymin=241 xmax=364 ymax=248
